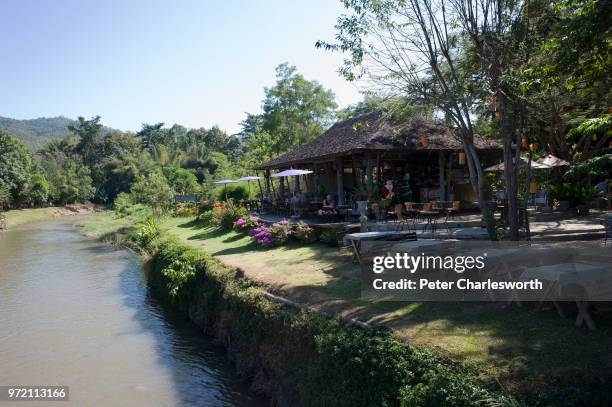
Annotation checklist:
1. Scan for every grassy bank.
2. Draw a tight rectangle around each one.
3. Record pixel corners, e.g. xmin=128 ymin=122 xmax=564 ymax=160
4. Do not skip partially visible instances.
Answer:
xmin=77 ymin=210 xmax=612 ymax=405
xmin=2 ymin=207 xmax=62 ymax=228
xmin=95 ymin=212 xmax=513 ymax=406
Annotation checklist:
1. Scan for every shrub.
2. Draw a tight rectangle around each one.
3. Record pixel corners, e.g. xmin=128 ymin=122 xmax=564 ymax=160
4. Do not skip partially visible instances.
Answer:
xmin=198 ymin=209 xmax=215 ymax=225
xmin=293 ymin=221 xmax=315 ymax=243
xmin=270 ymin=220 xmax=293 ymax=245
xmin=217 ymin=184 xmax=250 ymax=201
xmin=233 ymin=215 xmax=258 ymax=232
xmin=197 ymin=199 xmax=213 ymax=214
xmin=219 ymin=201 xmax=248 ymax=230
xmin=113 ymin=192 xmax=132 ymax=217
xmin=139 ymin=235 xmax=515 ymax=407
xmin=319 ymin=225 xmax=342 ymax=247
xmin=132 ymin=217 xmax=161 ymax=252
xmin=249 ymin=224 xmax=274 ymax=246
xmin=174 ymin=202 xmax=197 ymax=217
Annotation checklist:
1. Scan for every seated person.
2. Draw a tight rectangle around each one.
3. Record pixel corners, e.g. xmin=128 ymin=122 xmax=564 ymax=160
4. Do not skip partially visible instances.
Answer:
xmin=318 ymin=194 xmax=336 ymax=216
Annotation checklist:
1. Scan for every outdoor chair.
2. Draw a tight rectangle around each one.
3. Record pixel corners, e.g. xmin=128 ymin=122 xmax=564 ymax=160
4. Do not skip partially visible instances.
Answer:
xmin=443 ymin=201 xmax=461 ymax=232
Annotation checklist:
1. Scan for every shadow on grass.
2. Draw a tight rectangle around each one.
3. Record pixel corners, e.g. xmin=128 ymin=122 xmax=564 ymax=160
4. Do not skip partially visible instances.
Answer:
xmin=173 ymin=217 xmax=612 ymax=399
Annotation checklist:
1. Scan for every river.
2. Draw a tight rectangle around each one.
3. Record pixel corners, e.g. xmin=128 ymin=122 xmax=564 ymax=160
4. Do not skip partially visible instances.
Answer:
xmin=0 ymin=219 xmax=264 ymax=406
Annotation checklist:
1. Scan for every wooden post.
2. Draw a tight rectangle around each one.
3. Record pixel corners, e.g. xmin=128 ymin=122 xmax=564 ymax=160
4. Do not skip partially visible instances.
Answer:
xmin=366 ymin=154 xmax=373 ymax=192
xmin=264 ymin=169 xmax=271 ymax=196
xmin=376 ymin=153 xmax=382 ymax=191
xmin=336 ymin=158 xmax=344 ymax=205
xmin=279 ymin=175 xmax=285 ymax=198
xmin=294 ymin=174 xmax=300 ymax=193
xmin=438 ymin=151 xmax=446 ymax=202
xmin=255 ymin=170 xmax=264 ymax=198
xmin=351 ymin=154 xmax=362 ymax=190
xmin=447 ymin=154 xmax=452 ymax=201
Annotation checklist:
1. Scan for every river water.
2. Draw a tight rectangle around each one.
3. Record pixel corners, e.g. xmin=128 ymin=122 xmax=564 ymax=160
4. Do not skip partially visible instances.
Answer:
xmin=0 ymin=219 xmax=264 ymax=406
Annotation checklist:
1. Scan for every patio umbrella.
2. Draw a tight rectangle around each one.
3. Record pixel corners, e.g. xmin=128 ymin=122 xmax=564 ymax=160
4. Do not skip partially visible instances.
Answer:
xmin=236 ymin=175 xmax=263 ymax=197
xmin=535 ymin=154 xmax=570 ymax=167
xmin=484 ymin=158 xmax=551 ymax=172
xmin=271 ymin=168 xmax=313 ymax=177
xmin=213 ymin=179 xmax=237 ymax=199
xmin=271 ymin=168 xmax=313 ymax=194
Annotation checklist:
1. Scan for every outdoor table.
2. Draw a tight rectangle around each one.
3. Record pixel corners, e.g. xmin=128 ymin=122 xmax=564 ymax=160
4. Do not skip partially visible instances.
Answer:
xmin=419 ymin=210 xmax=440 ymax=233
xmin=343 ymin=231 xmax=418 ymax=262
xmin=390 ymin=239 xmax=444 ymax=253
xmin=520 ymin=262 xmax=612 ymax=330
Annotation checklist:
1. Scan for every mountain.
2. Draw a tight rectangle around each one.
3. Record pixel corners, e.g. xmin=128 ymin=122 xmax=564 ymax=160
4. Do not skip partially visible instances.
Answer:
xmin=0 ymin=116 xmax=76 ymax=150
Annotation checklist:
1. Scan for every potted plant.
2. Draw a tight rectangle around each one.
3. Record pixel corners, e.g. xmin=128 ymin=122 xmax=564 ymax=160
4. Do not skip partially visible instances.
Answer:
xmin=550 ymin=183 xmax=573 ymax=211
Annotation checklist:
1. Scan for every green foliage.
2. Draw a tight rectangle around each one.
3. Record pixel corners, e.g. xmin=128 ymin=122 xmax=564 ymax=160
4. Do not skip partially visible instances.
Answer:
xmin=113 ymin=192 xmax=133 ymax=216
xmin=217 ymin=184 xmax=249 ymax=201
xmin=537 ymin=0 xmax=611 ymax=91
xmin=566 ymin=114 xmax=611 ymax=144
xmin=0 ymin=186 xmax=11 ymax=210
xmin=238 ymin=63 xmax=337 ymax=170
xmin=173 ymin=202 xmax=197 ymax=217
xmin=319 ymin=226 xmax=342 ymax=247
xmin=39 ymin=149 xmax=95 ymax=205
xmin=198 ymin=209 xmax=215 ymax=225
xmin=141 ymin=236 xmax=513 ymax=407
xmin=293 ymin=221 xmax=315 ymax=242
xmin=26 ymin=173 xmax=49 ymax=206
xmin=549 ymin=183 xmax=603 ymax=206
xmin=162 ymin=166 xmax=200 ymax=195
xmin=0 ymin=116 xmax=75 ymax=151
xmin=132 ymin=217 xmax=161 ymax=252
xmin=217 ymin=201 xmax=248 ymax=230
xmin=130 ymin=171 xmax=175 ymax=215
xmin=0 ymin=130 xmax=34 ymax=207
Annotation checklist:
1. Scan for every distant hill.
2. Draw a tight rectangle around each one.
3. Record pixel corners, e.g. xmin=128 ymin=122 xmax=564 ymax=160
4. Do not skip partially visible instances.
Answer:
xmin=0 ymin=116 xmax=117 ymax=151
xmin=0 ymin=116 xmax=76 ymax=150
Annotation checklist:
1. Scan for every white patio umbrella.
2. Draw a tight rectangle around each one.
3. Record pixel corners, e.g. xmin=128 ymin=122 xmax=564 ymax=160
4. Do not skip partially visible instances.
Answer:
xmin=271 ymin=168 xmax=313 ymax=177
xmin=484 ymin=158 xmax=551 ymax=172
xmin=271 ymin=168 xmax=313 ymax=195
xmin=535 ymin=154 xmax=570 ymax=167
xmin=236 ymin=175 xmax=263 ymax=196
xmin=213 ymin=179 xmax=237 ymax=199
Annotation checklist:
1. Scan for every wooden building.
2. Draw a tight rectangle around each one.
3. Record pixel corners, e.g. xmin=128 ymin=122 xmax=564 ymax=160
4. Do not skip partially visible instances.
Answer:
xmin=255 ymin=110 xmax=501 ymax=206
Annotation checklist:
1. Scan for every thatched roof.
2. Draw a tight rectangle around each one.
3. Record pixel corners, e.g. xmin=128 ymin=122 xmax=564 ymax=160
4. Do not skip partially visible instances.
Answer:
xmin=255 ymin=110 xmax=501 ymax=169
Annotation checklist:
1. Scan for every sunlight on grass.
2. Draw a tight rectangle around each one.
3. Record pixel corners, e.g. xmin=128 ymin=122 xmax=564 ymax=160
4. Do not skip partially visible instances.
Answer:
xmin=76 ymin=211 xmax=612 ymax=396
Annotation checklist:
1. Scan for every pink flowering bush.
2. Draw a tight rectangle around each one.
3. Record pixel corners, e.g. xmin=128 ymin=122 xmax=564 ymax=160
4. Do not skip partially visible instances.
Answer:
xmin=270 ymin=220 xmax=293 ymax=245
xmin=294 ymin=221 xmax=315 ymax=243
xmin=233 ymin=215 xmax=258 ymax=232
xmin=249 ymin=224 xmax=274 ymax=246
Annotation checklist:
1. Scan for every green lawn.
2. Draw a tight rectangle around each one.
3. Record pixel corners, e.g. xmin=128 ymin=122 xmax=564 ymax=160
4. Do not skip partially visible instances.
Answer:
xmin=77 ymin=211 xmax=612 ymax=397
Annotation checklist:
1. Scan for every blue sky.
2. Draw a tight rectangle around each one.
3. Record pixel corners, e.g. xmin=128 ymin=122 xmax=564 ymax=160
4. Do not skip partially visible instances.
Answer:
xmin=0 ymin=0 xmax=363 ymax=134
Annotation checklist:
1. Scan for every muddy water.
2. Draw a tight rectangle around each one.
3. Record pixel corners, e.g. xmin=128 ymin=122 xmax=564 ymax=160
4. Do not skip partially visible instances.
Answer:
xmin=0 ymin=219 xmax=263 ymax=406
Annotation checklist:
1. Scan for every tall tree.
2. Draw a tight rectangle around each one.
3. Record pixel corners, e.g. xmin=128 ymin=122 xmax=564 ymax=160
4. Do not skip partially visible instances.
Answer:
xmin=260 ymin=63 xmax=338 ymax=154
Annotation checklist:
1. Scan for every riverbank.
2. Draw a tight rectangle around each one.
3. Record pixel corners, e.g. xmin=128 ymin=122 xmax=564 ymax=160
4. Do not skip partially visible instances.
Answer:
xmin=76 ymin=210 xmax=612 ymax=406
xmin=77 ymin=210 xmax=515 ymax=406
xmin=2 ymin=203 xmax=96 ymax=229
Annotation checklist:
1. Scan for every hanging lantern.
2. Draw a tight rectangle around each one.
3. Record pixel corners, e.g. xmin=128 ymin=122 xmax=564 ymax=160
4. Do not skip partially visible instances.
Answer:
xmin=495 ymin=111 xmax=502 ymax=121
xmin=529 ymin=143 xmax=539 ymax=152
xmin=485 ymin=95 xmax=496 ymax=112
xmin=420 ymin=135 xmax=429 ymax=148
xmin=529 ymin=179 xmax=538 ymax=194
xmin=458 ymin=152 xmax=466 ymax=165
xmin=592 ymin=133 xmax=598 ymax=141
xmin=521 ymin=137 xmax=529 ymax=149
